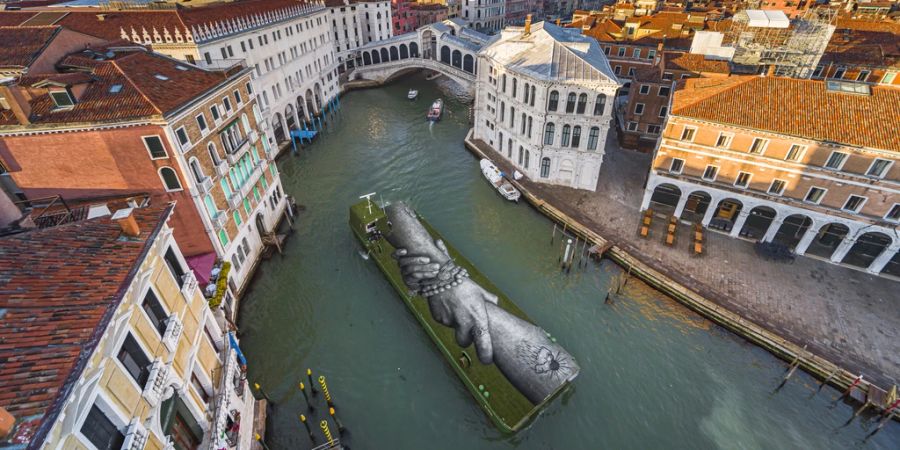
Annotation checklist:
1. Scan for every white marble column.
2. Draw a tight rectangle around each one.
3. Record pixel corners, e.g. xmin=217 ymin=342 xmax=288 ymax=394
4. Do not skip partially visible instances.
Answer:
xmin=730 ymin=209 xmax=751 ymax=237
xmin=867 ymin=243 xmax=900 ymax=274
xmin=761 ymin=217 xmax=784 ymax=242
xmin=793 ymin=225 xmax=819 ymax=256
xmin=673 ymin=194 xmax=689 ymax=220
xmin=640 ymin=187 xmax=653 ymax=211
xmin=701 ymin=202 xmax=718 ymax=227
xmin=830 ymin=236 xmax=856 ymax=263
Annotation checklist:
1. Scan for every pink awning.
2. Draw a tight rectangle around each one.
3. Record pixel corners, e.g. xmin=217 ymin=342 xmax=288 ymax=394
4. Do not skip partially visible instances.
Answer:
xmin=185 ymin=252 xmax=217 ymax=287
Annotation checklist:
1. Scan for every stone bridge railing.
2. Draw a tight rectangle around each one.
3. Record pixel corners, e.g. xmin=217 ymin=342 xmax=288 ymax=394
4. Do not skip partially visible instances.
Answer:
xmin=347 ymin=57 xmax=475 ymax=87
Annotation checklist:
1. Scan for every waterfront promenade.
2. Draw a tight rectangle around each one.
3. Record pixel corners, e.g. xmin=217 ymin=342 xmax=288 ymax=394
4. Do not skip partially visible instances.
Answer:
xmin=466 ymin=135 xmax=900 ymax=389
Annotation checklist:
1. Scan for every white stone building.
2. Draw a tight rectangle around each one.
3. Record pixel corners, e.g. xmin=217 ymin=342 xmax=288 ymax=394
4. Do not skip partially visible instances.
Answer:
xmin=474 ymin=21 xmax=620 ymax=191
xmin=326 ymin=0 xmax=394 ymax=73
xmin=461 ymin=0 xmax=506 ymax=33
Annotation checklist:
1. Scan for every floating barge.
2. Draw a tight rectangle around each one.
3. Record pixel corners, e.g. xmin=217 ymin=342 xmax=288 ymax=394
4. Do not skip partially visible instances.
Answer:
xmin=349 ymin=200 xmax=572 ymax=433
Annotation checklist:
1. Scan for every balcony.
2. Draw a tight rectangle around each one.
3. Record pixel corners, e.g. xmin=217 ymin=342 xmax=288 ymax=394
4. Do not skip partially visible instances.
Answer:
xmin=214 ymin=211 xmax=228 ymax=229
xmin=141 ymin=359 xmax=170 ymax=407
xmin=227 ymin=192 xmax=242 ymax=210
xmin=198 ymin=177 xmax=214 ymax=195
xmin=161 ymin=315 xmax=183 ymax=353
xmin=215 ymin=159 xmax=229 ymax=178
xmin=121 ymin=418 xmax=149 ymax=450
xmin=225 ymin=138 xmax=250 ymax=165
xmin=248 ymin=129 xmax=259 ymax=144
xmin=238 ymin=160 xmax=266 ymax=200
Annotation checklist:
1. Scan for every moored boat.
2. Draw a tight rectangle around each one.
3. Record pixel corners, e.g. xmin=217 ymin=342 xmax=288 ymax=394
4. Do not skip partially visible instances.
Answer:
xmin=480 ymin=159 xmax=521 ymax=202
xmin=426 ymin=98 xmax=443 ymax=121
xmin=407 ymin=89 xmax=418 ymax=100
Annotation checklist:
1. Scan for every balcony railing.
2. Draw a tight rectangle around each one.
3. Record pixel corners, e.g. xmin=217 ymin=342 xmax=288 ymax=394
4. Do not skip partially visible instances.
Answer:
xmin=121 ymin=418 xmax=149 ymax=450
xmin=181 ymin=272 xmax=198 ymax=299
xmin=214 ymin=212 xmax=228 ymax=229
xmin=215 ymin=160 xmax=229 ymax=178
xmin=225 ymin=138 xmax=250 ymax=165
xmin=238 ymin=160 xmax=266 ymax=200
xmin=198 ymin=177 xmax=214 ymax=195
xmin=142 ymin=359 xmax=170 ymax=407
xmin=227 ymin=193 xmax=242 ymax=210
xmin=248 ymin=129 xmax=259 ymax=144
xmin=161 ymin=315 xmax=183 ymax=353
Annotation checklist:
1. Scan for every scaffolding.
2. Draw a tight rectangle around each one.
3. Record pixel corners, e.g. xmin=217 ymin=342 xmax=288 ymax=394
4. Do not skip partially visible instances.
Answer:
xmin=724 ymin=8 xmax=837 ymax=78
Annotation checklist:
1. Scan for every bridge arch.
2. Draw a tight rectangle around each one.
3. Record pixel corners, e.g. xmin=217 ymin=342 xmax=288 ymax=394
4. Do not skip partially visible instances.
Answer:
xmin=400 ymin=44 xmax=409 ymax=59
xmin=372 ymin=50 xmax=381 ymax=64
xmin=380 ymin=48 xmax=389 ymax=63
xmin=363 ymin=52 xmax=371 ymax=65
xmin=451 ymin=49 xmax=462 ymax=69
xmin=463 ymin=54 xmax=474 ymax=73
xmin=440 ymin=46 xmax=451 ymax=64
xmin=390 ymin=46 xmax=399 ymax=61
xmin=410 ymin=41 xmax=419 ymax=57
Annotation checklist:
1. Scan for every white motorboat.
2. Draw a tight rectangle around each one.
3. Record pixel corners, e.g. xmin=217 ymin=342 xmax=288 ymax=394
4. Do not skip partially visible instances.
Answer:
xmin=407 ymin=89 xmax=418 ymax=100
xmin=480 ymin=159 xmax=521 ymax=202
xmin=426 ymin=98 xmax=443 ymax=121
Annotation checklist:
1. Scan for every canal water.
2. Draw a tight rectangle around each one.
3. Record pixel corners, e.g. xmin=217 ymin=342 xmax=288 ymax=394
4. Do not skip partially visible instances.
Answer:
xmin=237 ymin=74 xmax=898 ymax=449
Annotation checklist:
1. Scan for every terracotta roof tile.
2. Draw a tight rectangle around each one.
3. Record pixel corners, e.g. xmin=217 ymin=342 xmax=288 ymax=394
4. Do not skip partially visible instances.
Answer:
xmin=672 ymin=76 xmax=900 ymax=151
xmin=664 ymin=52 xmax=730 ymax=74
xmin=0 ymin=205 xmax=171 ymax=447
xmin=0 ymin=25 xmax=59 ymax=70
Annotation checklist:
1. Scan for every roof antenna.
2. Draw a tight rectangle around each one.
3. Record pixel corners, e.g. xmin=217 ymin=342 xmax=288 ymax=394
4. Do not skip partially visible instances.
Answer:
xmin=360 ymin=192 xmax=376 ymax=215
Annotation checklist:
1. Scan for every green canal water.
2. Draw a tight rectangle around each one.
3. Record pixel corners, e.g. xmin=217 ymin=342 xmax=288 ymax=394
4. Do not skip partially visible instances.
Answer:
xmin=237 ymin=75 xmax=899 ymax=449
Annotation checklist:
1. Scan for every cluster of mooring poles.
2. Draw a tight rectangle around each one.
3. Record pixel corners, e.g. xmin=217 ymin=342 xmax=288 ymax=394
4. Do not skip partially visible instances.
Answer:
xmin=291 ymin=95 xmax=342 ymax=153
xmin=550 ymin=223 xmax=592 ymax=274
xmin=251 ymin=367 xmax=350 ymax=449
xmin=773 ymin=356 xmax=899 ymax=441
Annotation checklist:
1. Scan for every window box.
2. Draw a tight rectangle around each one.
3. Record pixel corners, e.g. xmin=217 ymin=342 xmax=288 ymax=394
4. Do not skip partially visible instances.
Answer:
xmin=161 ymin=315 xmax=184 ymax=353
xmin=248 ymin=129 xmax=259 ymax=144
xmin=215 ymin=159 xmax=229 ymax=178
xmin=198 ymin=177 xmax=214 ymax=195
xmin=214 ymin=212 xmax=228 ymax=229
xmin=226 ymin=138 xmax=251 ymax=165
xmin=180 ymin=271 xmax=198 ymax=300
xmin=121 ymin=418 xmax=149 ymax=450
xmin=227 ymin=193 xmax=242 ymax=210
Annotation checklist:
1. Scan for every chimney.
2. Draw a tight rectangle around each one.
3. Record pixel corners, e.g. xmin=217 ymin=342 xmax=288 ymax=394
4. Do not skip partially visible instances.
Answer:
xmin=0 ymin=407 xmax=14 ymax=441
xmin=524 ymin=14 xmax=532 ymax=35
xmin=0 ymin=83 xmax=31 ymax=125
xmin=111 ymin=207 xmax=140 ymax=237
xmin=766 ymin=64 xmax=776 ymax=77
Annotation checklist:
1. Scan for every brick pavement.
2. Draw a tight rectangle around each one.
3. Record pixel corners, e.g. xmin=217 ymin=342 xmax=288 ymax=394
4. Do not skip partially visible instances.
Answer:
xmin=473 ymin=136 xmax=900 ymax=388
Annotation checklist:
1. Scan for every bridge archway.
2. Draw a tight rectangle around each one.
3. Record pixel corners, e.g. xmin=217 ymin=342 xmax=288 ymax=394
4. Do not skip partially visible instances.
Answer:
xmin=440 ymin=46 xmax=450 ymax=64
xmin=410 ymin=41 xmax=420 ymax=58
xmin=390 ymin=46 xmax=399 ymax=61
xmin=363 ymin=52 xmax=371 ymax=65
xmin=380 ymin=48 xmax=389 ymax=63
xmin=451 ymin=49 xmax=462 ymax=69
xmin=400 ymin=44 xmax=409 ymax=59
xmin=372 ymin=50 xmax=381 ymax=64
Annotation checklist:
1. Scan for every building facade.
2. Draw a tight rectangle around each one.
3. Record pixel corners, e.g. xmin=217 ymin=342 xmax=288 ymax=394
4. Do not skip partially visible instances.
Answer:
xmin=0 ymin=204 xmax=256 ymax=450
xmin=461 ymin=0 xmax=506 ymax=33
xmin=642 ymin=76 xmax=900 ymax=278
xmin=327 ymin=0 xmax=394 ymax=71
xmin=474 ymin=21 xmax=620 ymax=191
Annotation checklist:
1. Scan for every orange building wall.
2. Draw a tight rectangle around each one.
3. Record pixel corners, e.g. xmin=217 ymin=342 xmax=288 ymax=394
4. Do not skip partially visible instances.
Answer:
xmin=0 ymin=125 xmax=215 ymax=256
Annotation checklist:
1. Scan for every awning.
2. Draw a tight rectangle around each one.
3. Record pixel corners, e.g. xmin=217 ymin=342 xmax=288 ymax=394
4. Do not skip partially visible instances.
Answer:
xmin=185 ymin=252 xmax=216 ymax=286
xmin=228 ymin=332 xmax=247 ymax=367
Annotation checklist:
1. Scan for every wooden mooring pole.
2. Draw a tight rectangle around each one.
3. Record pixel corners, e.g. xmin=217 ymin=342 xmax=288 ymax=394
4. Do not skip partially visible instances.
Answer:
xmin=865 ymin=413 xmax=895 ymax=441
xmin=775 ymin=348 xmax=804 ymax=392
xmin=550 ymin=223 xmax=556 ymax=245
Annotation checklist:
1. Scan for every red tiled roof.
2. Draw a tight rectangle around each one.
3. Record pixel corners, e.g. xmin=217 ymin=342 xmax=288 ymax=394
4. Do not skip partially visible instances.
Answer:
xmin=0 ymin=26 xmax=59 ymax=70
xmin=3 ymin=47 xmax=229 ymax=126
xmin=821 ymin=18 xmax=900 ymax=69
xmin=671 ymin=76 xmax=900 ymax=151
xmin=664 ymin=51 xmax=730 ymax=74
xmin=0 ymin=205 xmax=172 ymax=447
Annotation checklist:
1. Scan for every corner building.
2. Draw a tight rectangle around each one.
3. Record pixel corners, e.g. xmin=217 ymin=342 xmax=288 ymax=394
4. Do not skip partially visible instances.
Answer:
xmin=642 ymin=76 xmax=900 ymax=278
xmin=474 ymin=21 xmax=620 ymax=191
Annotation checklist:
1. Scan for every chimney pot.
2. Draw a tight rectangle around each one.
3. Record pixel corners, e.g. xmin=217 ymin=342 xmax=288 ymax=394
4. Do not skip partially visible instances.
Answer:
xmin=524 ymin=14 xmax=532 ymax=35
xmin=111 ymin=208 xmax=140 ymax=237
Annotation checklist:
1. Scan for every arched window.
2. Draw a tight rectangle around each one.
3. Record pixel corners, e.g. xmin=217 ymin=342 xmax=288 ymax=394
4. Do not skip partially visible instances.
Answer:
xmin=571 ymin=126 xmax=582 ymax=148
xmin=510 ymin=106 xmax=515 ymax=127
xmin=507 ymin=138 xmax=512 ymax=158
xmin=500 ymin=101 xmax=505 ymax=121
xmin=524 ymin=150 xmax=530 ymax=169
xmin=518 ymin=146 xmax=524 ymax=165
xmin=502 ymin=74 xmax=507 ymax=92
xmin=208 ymin=142 xmax=220 ymax=165
xmin=512 ymin=78 xmax=517 ymax=97
xmin=594 ymin=94 xmax=607 ymax=116
xmin=587 ymin=126 xmax=600 ymax=150
xmin=548 ymin=91 xmax=559 ymax=111
xmin=526 ymin=116 xmax=532 ymax=138
xmin=520 ymin=112 xmax=526 ymax=134
xmin=540 ymin=157 xmax=551 ymax=178
xmin=577 ymin=93 xmax=587 ymax=114
xmin=189 ymin=157 xmax=205 ymax=183
xmin=159 ymin=167 xmax=182 ymax=191
xmin=561 ymin=125 xmax=571 ymax=146
xmin=566 ymin=93 xmax=577 ymax=113
xmin=544 ymin=122 xmax=555 ymax=145
xmin=523 ymin=82 xmax=529 ymax=104
xmin=530 ymin=85 xmax=536 ymax=106
xmin=498 ymin=131 xmax=503 ymax=153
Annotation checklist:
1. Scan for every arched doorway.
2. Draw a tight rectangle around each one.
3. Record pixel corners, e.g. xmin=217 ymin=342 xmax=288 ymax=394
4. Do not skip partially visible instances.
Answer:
xmin=256 ymin=213 xmax=268 ymax=239
xmin=709 ymin=198 xmax=743 ymax=232
xmin=738 ymin=206 xmax=776 ymax=240
xmin=805 ymin=223 xmax=849 ymax=259
xmin=558 ymin=159 xmax=574 ymax=185
xmin=440 ymin=45 xmax=450 ymax=64
xmin=284 ymin=104 xmax=296 ymax=131
xmin=451 ymin=49 xmax=462 ymax=68
xmin=648 ymin=183 xmax=681 ymax=214
xmin=314 ymin=83 xmax=323 ymax=111
xmin=882 ymin=252 xmax=900 ymax=277
xmin=363 ymin=52 xmax=371 ymax=65
xmin=680 ymin=191 xmax=711 ymax=223
xmin=410 ymin=41 xmax=420 ymax=58
xmin=842 ymin=232 xmax=892 ymax=269
xmin=305 ymin=90 xmax=316 ymax=118
xmin=272 ymin=113 xmax=285 ymax=143
xmin=390 ymin=46 xmax=399 ymax=61
xmin=399 ymin=43 xmax=409 ymax=59
xmin=463 ymin=54 xmax=474 ymax=73
xmin=296 ymin=96 xmax=307 ymax=122
xmin=771 ymin=214 xmax=813 ymax=248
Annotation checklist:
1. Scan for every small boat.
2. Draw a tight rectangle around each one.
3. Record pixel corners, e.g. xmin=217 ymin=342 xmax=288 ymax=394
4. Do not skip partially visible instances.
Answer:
xmin=480 ymin=159 xmax=520 ymax=202
xmin=407 ymin=89 xmax=418 ymax=100
xmin=426 ymin=99 xmax=443 ymax=121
